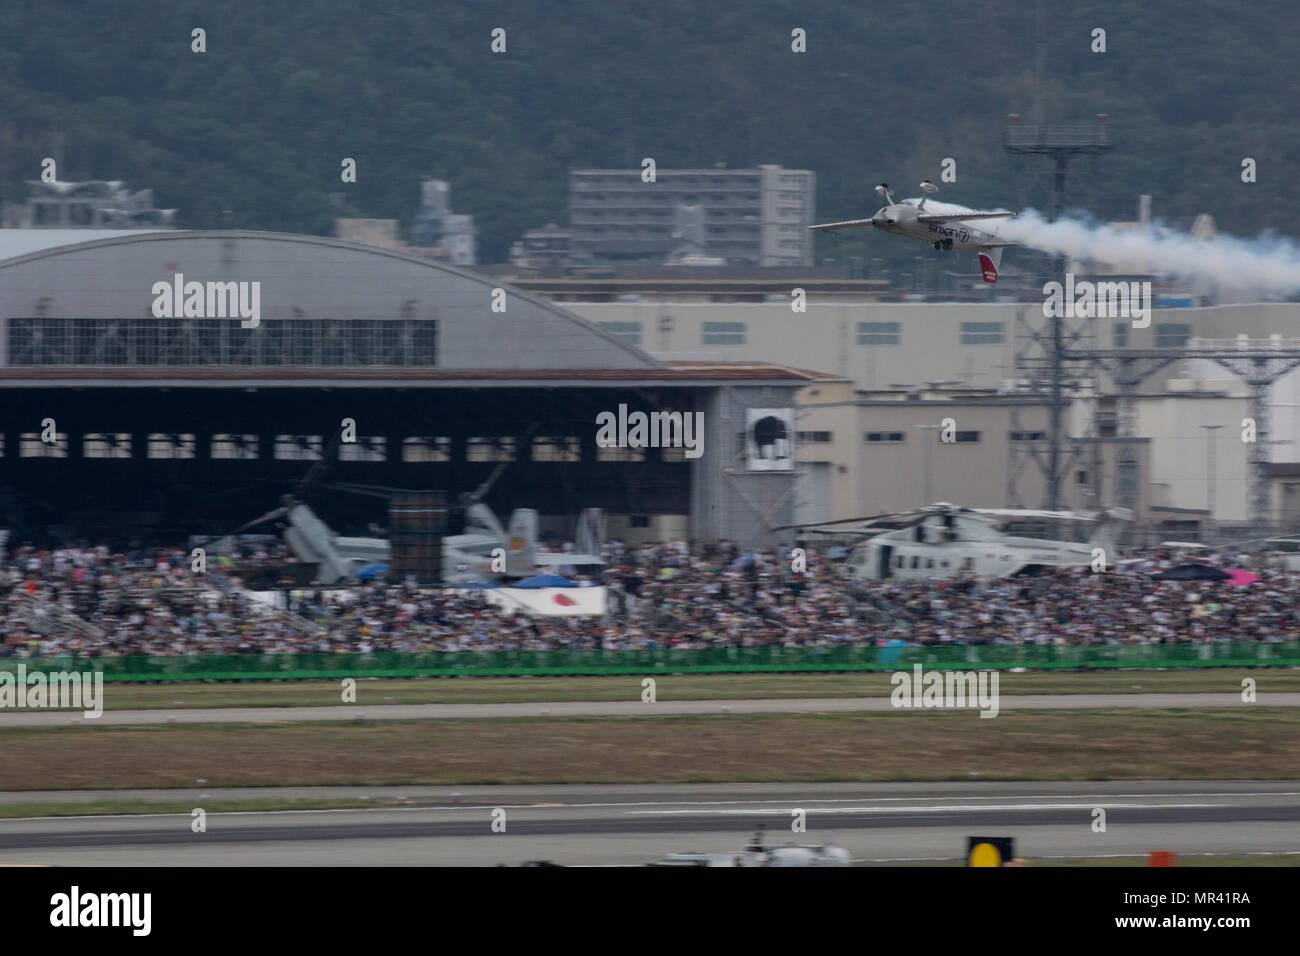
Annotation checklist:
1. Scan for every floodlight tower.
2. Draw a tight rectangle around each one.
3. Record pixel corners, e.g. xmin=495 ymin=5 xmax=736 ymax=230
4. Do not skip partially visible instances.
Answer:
xmin=1003 ymin=113 xmax=1112 ymax=515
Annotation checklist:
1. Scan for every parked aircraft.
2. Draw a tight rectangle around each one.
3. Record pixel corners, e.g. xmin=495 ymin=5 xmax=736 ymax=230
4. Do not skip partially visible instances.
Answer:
xmin=780 ymin=502 xmax=1132 ymax=580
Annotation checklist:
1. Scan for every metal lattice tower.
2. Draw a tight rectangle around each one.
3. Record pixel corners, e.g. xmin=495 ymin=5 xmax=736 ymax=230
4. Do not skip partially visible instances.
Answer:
xmin=1003 ymin=116 xmax=1113 ymax=512
xmin=1068 ymin=337 xmax=1300 ymax=536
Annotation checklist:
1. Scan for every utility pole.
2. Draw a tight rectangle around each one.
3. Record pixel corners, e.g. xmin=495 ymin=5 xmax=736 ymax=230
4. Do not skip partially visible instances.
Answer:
xmin=916 ymin=424 xmax=940 ymax=505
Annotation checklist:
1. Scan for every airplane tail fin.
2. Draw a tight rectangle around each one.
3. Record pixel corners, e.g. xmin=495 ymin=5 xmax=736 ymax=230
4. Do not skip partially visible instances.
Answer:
xmin=978 ymin=246 xmax=1004 ymax=283
xmin=575 ymin=507 xmax=606 ymax=558
xmin=1087 ymin=507 xmax=1133 ymax=556
xmin=505 ymin=508 xmax=538 ymax=577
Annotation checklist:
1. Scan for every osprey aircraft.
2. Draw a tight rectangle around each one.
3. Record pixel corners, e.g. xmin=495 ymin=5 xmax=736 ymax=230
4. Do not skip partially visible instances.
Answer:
xmin=779 ymin=502 xmax=1133 ymax=581
xmin=809 ymin=181 xmax=1018 ymax=283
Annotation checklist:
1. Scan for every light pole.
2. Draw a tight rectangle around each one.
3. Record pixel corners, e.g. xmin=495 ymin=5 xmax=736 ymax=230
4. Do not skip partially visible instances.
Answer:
xmin=916 ymin=424 xmax=940 ymax=506
xmin=1199 ymin=424 xmax=1222 ymax=536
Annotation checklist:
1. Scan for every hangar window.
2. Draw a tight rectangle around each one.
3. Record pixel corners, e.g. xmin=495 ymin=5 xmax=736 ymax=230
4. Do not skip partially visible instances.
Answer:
xmin=402 ymin=437 xmax=451 ymax=462
xmin=467 ymin=437 xmax=516 ymax=462
xmin=954 ymin=431 xmax=981 ymax=443
xmin=1009 ymin=431 xmax=1045 ymax=441
xmin=20 ymin=433 xmax=68 ymax=458
xmin=598 ymin=321 xmax=643 ymax=346
xmin=630 ymin=515 xmax=650 ymax=528
xmin=148 ymin=434 xmax=197 ymax=459
xmin=797 ymin=431 xmax=832 ymax=443
xmin=532 ymin=436 xmax=581 ymax=462
xmin=6 ymin=317 xmax=439 ymax=367
xmin=960 ymin=322 xmax=1004 ymax=345
xmin=83 ymin=433 xmax=132 ymax=459
xmin=339 ymin=437 xmax=387 ymax=463
xmin=275 ymin=435 xmax=323 ymax=461
xmin=596 ymin=444 xmax=645 ymax=462
xmin=702 ymin=321 xmax=746 ymax=346
xmin=865 ymin=432 xmax=905 ymax=443
xmin=212 ymin=434 xmax=258 ymax=460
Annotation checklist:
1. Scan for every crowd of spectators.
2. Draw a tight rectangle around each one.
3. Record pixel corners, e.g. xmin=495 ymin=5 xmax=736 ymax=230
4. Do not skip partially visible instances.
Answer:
xmin=0 ymin=537 xmax=1296 ymax=658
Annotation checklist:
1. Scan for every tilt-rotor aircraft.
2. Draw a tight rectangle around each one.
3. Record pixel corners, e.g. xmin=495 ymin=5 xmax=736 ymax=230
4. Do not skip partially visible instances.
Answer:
xmin=809 ymin=181 xmax=1018 ymax=283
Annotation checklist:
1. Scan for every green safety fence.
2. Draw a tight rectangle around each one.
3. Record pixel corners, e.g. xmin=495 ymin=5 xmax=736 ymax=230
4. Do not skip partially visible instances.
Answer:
xmin=3 ymin=642 xmax=1299 ymax=681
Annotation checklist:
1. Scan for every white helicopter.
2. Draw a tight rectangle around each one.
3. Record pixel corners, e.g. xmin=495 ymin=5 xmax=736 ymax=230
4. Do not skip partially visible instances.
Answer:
xmin=780 ymin=502 xmax=1133 ymax=581
xmin=809 ymin=181 xmax=1018 ymax=283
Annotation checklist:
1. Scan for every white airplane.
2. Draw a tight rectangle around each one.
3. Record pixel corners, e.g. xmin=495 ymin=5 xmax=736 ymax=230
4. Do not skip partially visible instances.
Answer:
xmin=781 ymin=502 xmax=1132 ymax=581
xmin=809 ymin=181 xmax=1018 ymax=283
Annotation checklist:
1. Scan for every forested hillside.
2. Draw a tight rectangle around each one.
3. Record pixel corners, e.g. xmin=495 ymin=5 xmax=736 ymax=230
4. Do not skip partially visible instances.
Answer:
xmin=1 ymin=0 xmax=1296 ymax=263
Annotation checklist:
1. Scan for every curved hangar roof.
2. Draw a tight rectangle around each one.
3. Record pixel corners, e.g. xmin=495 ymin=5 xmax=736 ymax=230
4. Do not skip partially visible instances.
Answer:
xmin=0 ymin=230 xmax=658 ymax=373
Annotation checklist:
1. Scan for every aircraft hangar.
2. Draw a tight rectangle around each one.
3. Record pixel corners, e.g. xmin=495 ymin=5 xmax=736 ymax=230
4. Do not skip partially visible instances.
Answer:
xmin=0 ymin=230 xmax=817 ymax=550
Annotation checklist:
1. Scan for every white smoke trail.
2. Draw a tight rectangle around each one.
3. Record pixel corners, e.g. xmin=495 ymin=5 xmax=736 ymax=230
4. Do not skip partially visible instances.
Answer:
xmin=993 ymin=210 xmax=1300 ymax=301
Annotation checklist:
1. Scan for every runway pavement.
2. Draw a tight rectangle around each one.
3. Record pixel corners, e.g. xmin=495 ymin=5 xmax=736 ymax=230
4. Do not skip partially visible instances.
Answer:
xmin=0 ymin=781 xmax=1297 ymax=866
xmin=2 ymin=692 xmax=1297 ymax=727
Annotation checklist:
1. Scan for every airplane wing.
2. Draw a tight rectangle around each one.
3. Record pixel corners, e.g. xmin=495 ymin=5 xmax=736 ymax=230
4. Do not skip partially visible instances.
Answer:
xmin=808 ymin=218 xmax=876 ymax=232
xmin=534 ymin=552 xmax=604 ymax=566
xmin=916 ymin=211 xmax=1016 ymax=223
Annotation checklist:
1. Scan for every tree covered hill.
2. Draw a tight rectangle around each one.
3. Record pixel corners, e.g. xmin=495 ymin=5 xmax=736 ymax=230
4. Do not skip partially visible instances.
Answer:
xmin=1 ymin=0 xmax=1295 ymax=263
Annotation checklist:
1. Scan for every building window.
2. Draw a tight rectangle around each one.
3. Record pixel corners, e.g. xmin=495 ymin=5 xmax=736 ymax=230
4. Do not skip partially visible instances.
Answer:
xmin=467 ymin=437 xmax=516 ymax=462
xmin=1113 ymin=322 xmax=1129 ymax=347
xmin=1155 ymin=323 xmax=1191 ymax=347
xmin=20 ymin=432 xmax=68 ymax=458
xmin=865 ymin=431 xmax=906 ymax=443
xmin=630 ymin=515 xmax=650 ymax=528
xmin=532 ymin=436 xmax=581 ymax=462
xmin=212 ymin=434 xmax=258 ymax=460
xmin=1117 ymin=459 xmax=1138 ymax=497
xmin=856 ymin=322 xmax=901 ymax=346
xmin=797 ymin=431 xmax=832 ymax=443
xmin=275 ymin=435 xmax=323 ymax=461
xmin=1009 ymin=431 xmax=1046 ymax=441
xmin=83 ymin=433 xmax=131 ymax=459
xmin=960 ymin=321 xmax=1004 ymax=345
xmin=339 ymin=437 xmax=387 ymax=462
xmin=148 ymin=434 xmax=196 ymax=459
xmin=597 ymin=444 xmax=645 ymax=462
xmin=702 ymin=321 xmax=746 ymax=346
xmin=402 ymin=437 xmax=451 ymax=462
xmin=597 ymin=321 xmax=642 ymax=347
xmin=954 ymin=431 xmax=981 ymax=443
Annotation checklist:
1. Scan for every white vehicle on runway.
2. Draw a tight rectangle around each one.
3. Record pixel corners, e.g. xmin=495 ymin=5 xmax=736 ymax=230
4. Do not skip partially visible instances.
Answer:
xmin=650 ymin=831 xmax=850 ymax=867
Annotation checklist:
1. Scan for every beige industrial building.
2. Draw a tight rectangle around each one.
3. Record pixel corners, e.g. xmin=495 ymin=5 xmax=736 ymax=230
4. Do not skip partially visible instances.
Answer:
xmin=553 ymin=298 xmax=1300 ymax=535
